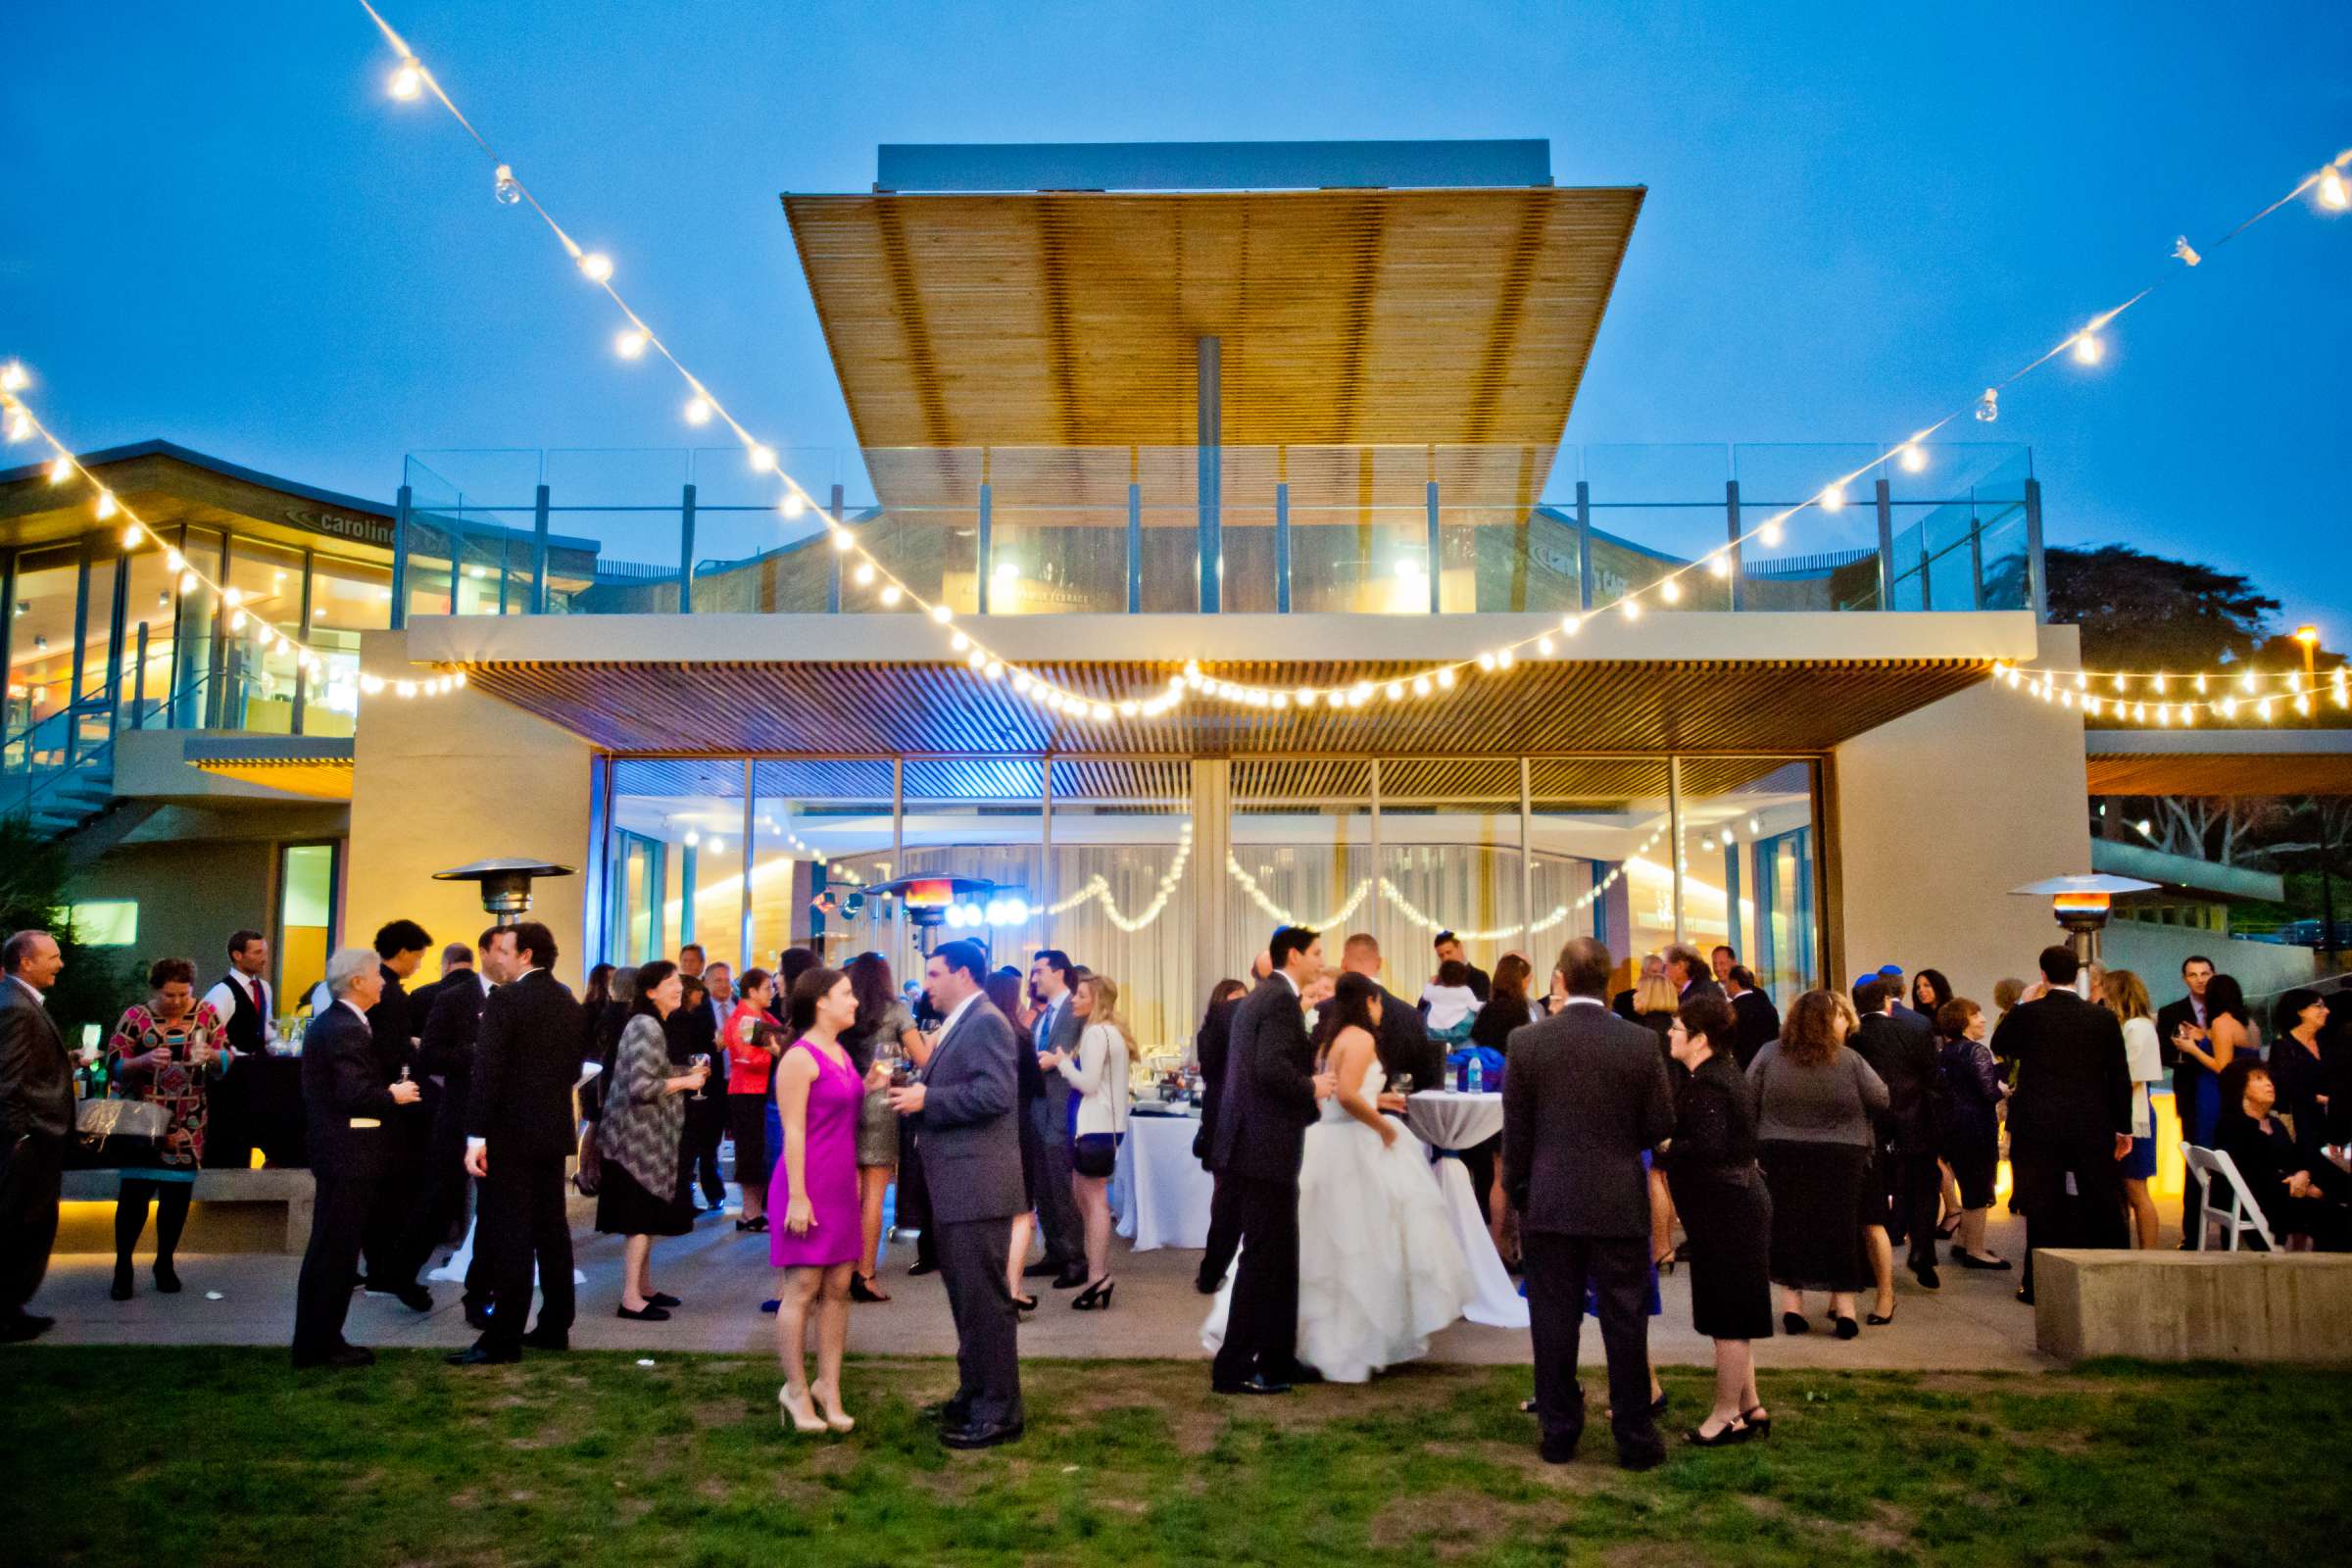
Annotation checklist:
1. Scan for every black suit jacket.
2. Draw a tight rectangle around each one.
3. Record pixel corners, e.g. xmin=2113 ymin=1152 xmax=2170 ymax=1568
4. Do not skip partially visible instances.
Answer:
xmin=301 ymin=1003 xmax=400 ymax=1176
xmin=1374 ymin=983 xmax=1445 ymax=1102
xmin=1210 ymin=974 xmax=1319 ymax=1183
xmin=1993 ymin=990 xmax=2132 ymax=1148
xmin=664 ymin=998 xmax=721 ymax=1102
xmin=916 ymin=996 xmax=1025 ymax=1224
xmin=1502 ymin=1001 xmax=1675 ymax=1239
xmin=368 ymin=966 xmax=416 ymax=1080
xmin=409 ymin=972 xmax=466 ymax=1040
xmin=2156 ymin=995 xmax=2201 ymax=1080
xmin=1194 ymin=993 xmax=1247 ymax=1163
xmin=417 ymin=977 xmax=488 ymax=1092
xmin=1852 ymin=1009 xmax=1945 ymax=1153
xmin=1729 ymin=990 xmax=1781 ymax=1071
xmin=465 ymin=968 xmax=587 ymax=1162
xmin=0 ymin=978 xmax=74 ymax=1144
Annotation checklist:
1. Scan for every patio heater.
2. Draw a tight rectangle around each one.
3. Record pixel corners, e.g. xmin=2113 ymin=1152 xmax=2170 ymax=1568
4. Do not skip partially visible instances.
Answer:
xmin=2010 ymin=873 xmax=2158 ymax=970
xmin=433 ymin=858 xmax=577 ymax=925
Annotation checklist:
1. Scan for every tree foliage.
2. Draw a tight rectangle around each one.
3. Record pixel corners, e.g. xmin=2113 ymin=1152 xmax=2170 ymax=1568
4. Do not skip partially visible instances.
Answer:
xmin=0 ymin=814 xmax=125 ymax=1046
xmin=2045 ymin=544 xmax=2282 ymax=671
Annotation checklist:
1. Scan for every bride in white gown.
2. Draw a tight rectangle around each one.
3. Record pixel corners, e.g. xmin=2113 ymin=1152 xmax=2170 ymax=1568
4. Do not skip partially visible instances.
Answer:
xmin=1203 ymin=973 xmax=1474 ymax=1382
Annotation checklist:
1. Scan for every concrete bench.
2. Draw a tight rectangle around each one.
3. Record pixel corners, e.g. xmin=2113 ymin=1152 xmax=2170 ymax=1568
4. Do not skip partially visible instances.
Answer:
xmin=2034 ymin=1249 xmax=2352 ymax=1364
xmin=58 ymin=1167 xmax=317 ymax=1255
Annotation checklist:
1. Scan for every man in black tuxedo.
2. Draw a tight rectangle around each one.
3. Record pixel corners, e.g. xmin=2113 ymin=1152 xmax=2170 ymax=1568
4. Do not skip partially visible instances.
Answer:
xmin=292 ymin=949 xmax=423 ymax=1368
xmin=397 ymin=925 xmax=509 ymax=1329
xmin=407 ymin=942 xmax=475 ymax=1035
xmin=1209 ymin=925 xmax=1338 ymax=1396
xmin=1993 ymin=945 xmax=2132 ymax=1304
xmin=360 ymin=918 xmax=433 ymax=1309
xmin=1851 ymin=975 xmax=1948 ymax=1290
xmin=451 ymin=921 xmax=586 ymax=1365
xmin=1503 ymin=936 xmax=1675 ymax=1470
xmin=2155 ymin=955 xmax=2215 ymax=1241
xmin=888 ymin=939 xmax=1026 ymax=1448
xmin=1433 ymin=931 xmax=1492 ymax=1003
xmin=1025 ymin=949 xmax=1089 ymax=1287
xmin=1340 ymin=933 xmax=1446 ymax=1101
xmin=0 ymin=931 xmax=72 ymax=1343
xmin=1723 ymin=965 xmax=1781 ymax=1071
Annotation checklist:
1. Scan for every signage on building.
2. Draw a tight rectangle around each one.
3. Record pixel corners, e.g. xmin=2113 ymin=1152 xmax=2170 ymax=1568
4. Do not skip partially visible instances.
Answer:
xmin=282 ymin=506 xmax=396 ymax=551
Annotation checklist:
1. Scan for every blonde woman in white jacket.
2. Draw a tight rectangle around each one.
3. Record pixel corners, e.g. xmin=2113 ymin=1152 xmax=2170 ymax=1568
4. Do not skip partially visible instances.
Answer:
xmin=1049 ymin=973 xmax=1136 ymax=1309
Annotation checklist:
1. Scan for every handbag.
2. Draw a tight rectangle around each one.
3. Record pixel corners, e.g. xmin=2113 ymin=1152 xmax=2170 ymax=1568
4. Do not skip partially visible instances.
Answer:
xmin=67 ymin=1095 xmax=170 ymax=1171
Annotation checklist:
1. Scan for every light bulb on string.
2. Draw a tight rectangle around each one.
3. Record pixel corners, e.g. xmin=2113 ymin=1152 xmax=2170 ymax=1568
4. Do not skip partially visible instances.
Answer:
xmin=493 ymin=165 xmax=521 ymax=205
xmin=2321 ymin=166 xmax=2350 ymax=212
xmin=4 ymin=412 xmax=28 ymax=443
xmin=879 ymin=585 xmax=902 ymax=607
xmin=1759 ymin=517 xmax=1784 ymax=547
xmin=46 ymin=456 xmax=70 ymax=484
xmin=1975 ymin=388 xmax=1999 ymax=423
xmin=1898 ymin=442 xmax=1928 ymax=473
xmin=683 ymin=396 xmax=711 ymax=425
xmin=1622 ymin=598 xmax=1641 ymax=620
xmin=577 ymin=252 xmax=613 ymax=283
xmin=0 ymin=363 xmax=25 ymax=393
xmin=120 ymin=524 xmax=141 ymax=551
xmin=853 ymin=563 xmax=875 ymax=587
xmin=93 ymin=491 xmax=117 ymax=521
xmin=828 ymin=526 xmax=853 ymax=552
xmin=1706 ymin=554 xmax=1729 ymax=578
xmin=1660 ymin=578 xmax=1682 ymax=604
xmin=389 ymin=60 xmax=423 ymax=100
xmin=781 ymin=491 xmax=808 ymax=520
xmin=748 ymin=446 xmax=776 ymax=472
xmin=2072 ymin=329 xmax=2103 ymax=366
xmin=614 ymin=329 xmax=648 ymax=359
xmin=1817 ymin=483 xmax=1846 ymax=513
xmin=1435 ymin=669 xmax=1455 ymax=690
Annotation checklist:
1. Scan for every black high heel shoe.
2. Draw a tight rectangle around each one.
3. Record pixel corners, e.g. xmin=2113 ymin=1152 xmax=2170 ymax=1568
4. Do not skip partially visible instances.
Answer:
xmin=1072 ymin=1279 xmax=1116 ymax=1310
xmin=850 ymin=1274 xmax=891 ymax=1303
xmin=1865 ymin=1305 xmax=1895 ymax=1327
xmin=1833 ymin=1315 xmax=1861 ymax=1340
xmin=1011 ymin=1292 xmax=1039 ymax=1312
xmin=1781 ymin=1311 xmax=1811 ymax=1336
xmin=1740 ymin=1406 xmax=1772 ymax=1441
xmin=1683 ymin=1417 xmax=1751 ymax=1447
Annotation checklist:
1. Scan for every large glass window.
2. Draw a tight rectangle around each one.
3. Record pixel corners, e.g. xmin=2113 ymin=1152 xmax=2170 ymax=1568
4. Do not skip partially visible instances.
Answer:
xmin=1374 ymin=759 xmax=1525 ymax=994
xmin=900 ymin=759 xmax=1046 ymax=981
xmin=220 ymin=538 xmax=306 ymax=735
xmin=606 ymin=760 xmax=747 ymax=969
xmin=1528 ymin=759 xmax=1676 ymax=995
xmin=1678 ymin=760 xmax=1820 ymax=1002
xmin=304 ymin=552 xmax=394 ymax=736
xmin=278 ymin=843 xmax=339 ymax=1005
xmin=5 ymin=545 xmax=81 ymax=769
xmin=1226 ymin=760 xmax=1373 ymax=983
xmin=1045 ymin=760 xmax=1194 ymax=1055
xmin=749 ymin=760 xmax=898 ymax=971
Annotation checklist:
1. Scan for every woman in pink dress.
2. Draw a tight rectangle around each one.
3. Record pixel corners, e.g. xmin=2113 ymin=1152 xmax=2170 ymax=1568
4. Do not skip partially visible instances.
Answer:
xmin=769 ymin=965 xmax=886 ymax=1433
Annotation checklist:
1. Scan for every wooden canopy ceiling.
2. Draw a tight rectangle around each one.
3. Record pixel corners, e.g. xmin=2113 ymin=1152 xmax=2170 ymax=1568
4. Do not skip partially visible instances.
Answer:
xmin=781 ymin=186 xmax=1644 ymax=472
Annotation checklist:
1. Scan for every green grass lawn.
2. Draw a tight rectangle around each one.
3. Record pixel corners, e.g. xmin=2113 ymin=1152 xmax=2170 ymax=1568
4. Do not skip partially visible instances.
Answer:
xmin=3 ymin=1349 xmax=2342 ymax=1566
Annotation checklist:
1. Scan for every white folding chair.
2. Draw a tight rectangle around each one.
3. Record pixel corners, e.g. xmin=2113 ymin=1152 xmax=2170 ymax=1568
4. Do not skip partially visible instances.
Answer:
xmin=2181 ymin=1144 xmax=2277 ymax=1252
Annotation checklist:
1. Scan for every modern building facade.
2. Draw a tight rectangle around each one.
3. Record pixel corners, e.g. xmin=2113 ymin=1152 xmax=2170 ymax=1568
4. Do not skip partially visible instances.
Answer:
xmin=8 ymin=142 xmax=2111 ymax=1045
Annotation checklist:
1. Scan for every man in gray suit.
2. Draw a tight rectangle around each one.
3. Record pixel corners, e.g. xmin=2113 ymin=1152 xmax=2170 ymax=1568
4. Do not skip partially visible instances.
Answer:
xmin=889 ymin=938 xmax=1025 ymax=1449
xmin=0 ymin=930 xmax=73 ymax=1342
xmin=1024 ymin=949 xmax=1087 ymax=1288
xmin=1503 ymin=936 xmax=1675 ymax=1470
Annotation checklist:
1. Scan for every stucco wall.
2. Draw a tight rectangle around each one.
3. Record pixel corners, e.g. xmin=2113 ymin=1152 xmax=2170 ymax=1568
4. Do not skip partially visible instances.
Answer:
xmin=345 ymin=630 xmax=597 ymax=972
xmin=1829 ymin=623 xmax=2091 ymax=1009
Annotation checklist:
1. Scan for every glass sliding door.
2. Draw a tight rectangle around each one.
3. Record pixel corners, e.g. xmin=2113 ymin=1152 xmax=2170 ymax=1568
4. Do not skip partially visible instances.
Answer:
xmin=1045 ymin=758 xmax=1194 ymax=1055
xmin=1527 ymin=758 xmax=1676 ymax=997
xmin=1225 ymin=760 xmax=1373 ymax=984
xmin=1372 ymin=758 xmax=1524 ymax=992
xmin=1676 ymin=759 xmax=1820 ymax=1002
xmin=749 ymin=759 xmax=897 ymax=970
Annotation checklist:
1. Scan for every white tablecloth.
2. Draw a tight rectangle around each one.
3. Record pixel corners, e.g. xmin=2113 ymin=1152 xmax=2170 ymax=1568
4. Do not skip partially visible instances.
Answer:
xmin=1112 ymin=1111 xmax=1216 ymax=1252
xmin=1404 ymin=1091 xmax=1526 ymax=1329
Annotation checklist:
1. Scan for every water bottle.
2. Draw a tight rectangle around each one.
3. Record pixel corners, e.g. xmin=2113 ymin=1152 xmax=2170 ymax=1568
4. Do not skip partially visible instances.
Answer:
xmin=1466 ymin=1055 xmax=1484 ymax=1094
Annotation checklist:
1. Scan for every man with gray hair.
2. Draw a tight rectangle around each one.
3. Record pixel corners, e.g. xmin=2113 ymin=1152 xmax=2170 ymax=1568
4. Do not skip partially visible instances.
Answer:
xmin=291 ymin=947 xmax=421 ymax=1369
xmin=0 ymin=929 xmax=71 ymax=1342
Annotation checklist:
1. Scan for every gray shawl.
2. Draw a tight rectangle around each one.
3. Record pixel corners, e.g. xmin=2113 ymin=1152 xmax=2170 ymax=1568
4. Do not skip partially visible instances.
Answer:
xmin=598 ymin=1014 xmax=682 ymax=1196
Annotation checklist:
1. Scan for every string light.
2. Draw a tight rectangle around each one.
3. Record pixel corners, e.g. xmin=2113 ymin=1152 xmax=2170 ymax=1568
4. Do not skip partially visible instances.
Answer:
xmin=2321 ymin=166 xmax=2350 ymax=212
xmin=1993 ymin=654 xmax=2346 ymax=725
xmin=0 ymin=373 xmax=466 ymax=708
xmin=614 ymin=329 xmax=648 ymax=359
xmin=361 ymin=1 xmax=2346 ymax=729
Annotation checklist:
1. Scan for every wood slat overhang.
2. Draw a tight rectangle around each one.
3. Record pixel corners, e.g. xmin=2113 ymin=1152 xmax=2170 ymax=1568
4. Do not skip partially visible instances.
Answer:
xmin=781 ymin=186 xmax=1644 ymax=487
xmin=463 ymin=656 xmax=1984 ymax=760
xmin=2085 ymin=731 xmax=2352 ymax=797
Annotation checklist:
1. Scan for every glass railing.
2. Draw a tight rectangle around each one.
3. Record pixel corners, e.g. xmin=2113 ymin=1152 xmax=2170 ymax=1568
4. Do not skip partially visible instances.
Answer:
xmin=393 ymin=442 xmax=2043 ymax=623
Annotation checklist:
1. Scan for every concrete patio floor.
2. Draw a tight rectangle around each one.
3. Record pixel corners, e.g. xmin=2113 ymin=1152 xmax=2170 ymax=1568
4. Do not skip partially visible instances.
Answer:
xmin=28 ymin=1193 xmax=2087 ymax=1373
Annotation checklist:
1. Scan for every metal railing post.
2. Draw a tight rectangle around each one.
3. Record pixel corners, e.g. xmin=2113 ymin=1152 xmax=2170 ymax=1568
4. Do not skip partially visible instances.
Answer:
xmin=1198 ymin=336 xmax=1221 ymax=613
xmin=827 ymin=485 xmax=844 ymax=613
xmin=976 ymin=480 xmax=993 ymax=614
xmin=530 ymin=483 xmax=552 ymax=613
xmin=390 ymin=483 xmax=411 ymax=631
xmin=677 ymin=483 xmax=697 ymax=614
xmin=1575 ymin=480 xmax=1593 ymax=612
xmin=1725 ymin=479 xmax=1744 ymax=612
xmin=1968 ymin=514 xmax=1984 ymax=611
xmin=292 ymin=548 xmax=315 ymax=735
xmin=1874 ymin=478 xmax=1895 ymax=611
xmin=2024 ymin=476 xmax=2048 ymax=621
xmin=1126 ymin=480 xmax=1142 ymax=613
xmin=1425 ymin=479 xmax=1442 ymax=614
xmin=130 ymin=621 xmax=150 ymax=731
xmin=1274 ymin=481 xmax=1291 ymax=613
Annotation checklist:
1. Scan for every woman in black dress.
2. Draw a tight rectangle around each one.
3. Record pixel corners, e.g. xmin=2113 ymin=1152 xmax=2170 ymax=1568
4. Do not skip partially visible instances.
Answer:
xmin=1661 ymin=993 xmax=1774 ymax=1446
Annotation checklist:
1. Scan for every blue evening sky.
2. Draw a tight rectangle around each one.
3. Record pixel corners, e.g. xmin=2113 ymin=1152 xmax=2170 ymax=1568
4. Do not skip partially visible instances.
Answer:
xmin=5 ymin=1 xmax=2347 ymax=622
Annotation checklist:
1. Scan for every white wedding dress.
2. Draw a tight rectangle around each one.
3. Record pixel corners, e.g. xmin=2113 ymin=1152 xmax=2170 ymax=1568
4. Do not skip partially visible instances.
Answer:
xmin=1201 ymin=1054 xmax=1475 ymax=1382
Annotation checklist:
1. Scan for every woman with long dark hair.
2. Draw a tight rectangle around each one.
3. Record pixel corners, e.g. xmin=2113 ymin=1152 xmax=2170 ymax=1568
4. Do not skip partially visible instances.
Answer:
xmin=1192 ymin=976 xmax=1250 ymax=1295
xmin=1469 ymin=954 xmax=1538 ymax=1054
xmin=769 ymin=964 xmax=879 ymax=1431
xmin=595 ymin=960 xmax=709 ymax=1320
xmin=840 ymin=952 xmax=921 ymax=1302
xmin=986 ymin=966 xmax=1048 ymax=1311
xmin=2173 ymin=972 xmax=2250 ymax=1153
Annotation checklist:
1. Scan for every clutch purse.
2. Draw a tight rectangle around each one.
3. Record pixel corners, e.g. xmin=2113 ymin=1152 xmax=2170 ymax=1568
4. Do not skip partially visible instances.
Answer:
xmin=68 ymin=1096 xmax=170 ymax=1170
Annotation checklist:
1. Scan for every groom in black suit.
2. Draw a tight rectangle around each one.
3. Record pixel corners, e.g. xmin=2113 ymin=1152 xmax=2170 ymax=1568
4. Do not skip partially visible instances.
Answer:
xmin=1209 ymin=925 xmax=1337 ymax=1396
xmin=1503 ymin=936 xmax=1675 ymax=1469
